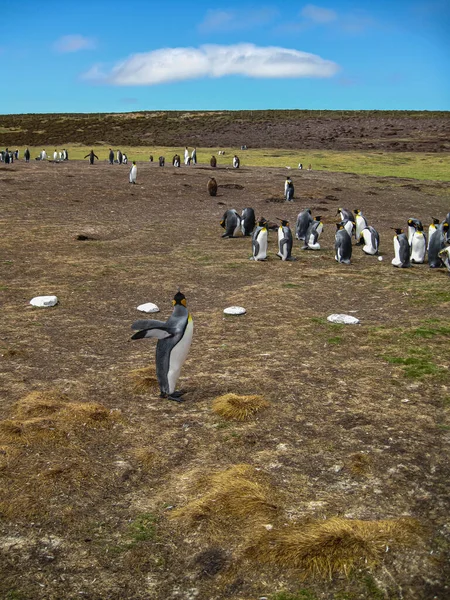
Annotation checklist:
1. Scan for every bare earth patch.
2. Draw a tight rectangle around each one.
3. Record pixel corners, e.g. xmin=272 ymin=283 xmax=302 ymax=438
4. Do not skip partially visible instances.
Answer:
xmin=0 ymin=159 xmax=449 ymax=600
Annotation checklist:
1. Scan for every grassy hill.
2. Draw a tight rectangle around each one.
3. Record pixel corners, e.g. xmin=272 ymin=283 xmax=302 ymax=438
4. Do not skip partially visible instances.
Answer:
xmin=1 ymin=110 xmax=449 ymax=152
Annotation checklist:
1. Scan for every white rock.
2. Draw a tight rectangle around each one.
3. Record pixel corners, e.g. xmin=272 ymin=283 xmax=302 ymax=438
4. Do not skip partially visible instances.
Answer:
xmin=327 ymin=314 xmax=360 ymax=325
xmin=223 ymin=306 xmax=246 ymax=315
xmin=378 ymin=256 xmax=383 ymax=261
xmin=137 ymin=302 xmax=160 ymax=313
xmin=30 ymin=295 xmax=58 ymax=307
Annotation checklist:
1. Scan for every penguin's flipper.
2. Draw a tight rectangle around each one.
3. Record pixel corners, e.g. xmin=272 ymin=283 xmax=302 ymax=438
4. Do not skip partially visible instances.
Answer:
xmin=131 ymin=320 xmax=175 ymax=340
xmin=131 ymin=328 xmax=173 ymax=340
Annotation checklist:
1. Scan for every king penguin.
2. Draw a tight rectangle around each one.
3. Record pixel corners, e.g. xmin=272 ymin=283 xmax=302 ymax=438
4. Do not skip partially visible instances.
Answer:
xmin=335 ymin=223 xmax=352 ymax=264
xmin=407 ymin=218 xmax=422 ymax=245
xmin=337 ymin=208 xmax=355 ymax=225
xmin=438 ymin=245 xmax=450 ymax=275
xmin=129 ymin=161 xmax=137 ymax=184
xmin=360 ymin=226 xmax=380 ymax=255
xmin=250 ymin=218 xmax=268 ymax=261
xmin=296 ymin=208 xmax=313 ymax=241
xmin=220 ymin=209 xmax=241 ymax=238
xmin=445 ymin=213 xmax=450 ymax=243
xmin=392 ymin=228 xmax=411 ymax=268
xmin=354 ymin=209 xmax=368 ymax=243
xmin=277 ymin=219 xmax=295 ymax=261
xmin=428 ymin=222 xmax=448 ymax=268
xmin=428 ymin=218 xmax=440 ymax=250
xmin=207 ymin=177 xmax=218 ymax=196
xmin=241 ymin=207 xmax=256 ymax=236
xmin=410 ymin=223 xmax=427 ymax=263
xmin=303 ymin=216 xmax=323 ymax=250
xmin=131 ymin=291 xmax=193 ymax=402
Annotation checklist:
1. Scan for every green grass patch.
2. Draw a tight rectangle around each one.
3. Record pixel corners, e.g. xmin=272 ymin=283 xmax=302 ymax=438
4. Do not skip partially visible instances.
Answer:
xmin=127 ymin=513 xmax=157 ymax=543
xmin=383 ymin=354 xmax=446 ymax=379
xmin=271 ymin=590 xmax=318 ymax=600
xmin=328 ymin=336 xmax=342 ymax=344
xmin=21 ymin=145 xmax=450 ymax=181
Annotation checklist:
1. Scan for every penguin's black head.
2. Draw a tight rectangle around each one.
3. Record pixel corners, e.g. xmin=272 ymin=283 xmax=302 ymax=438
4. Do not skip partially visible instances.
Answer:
xmin=277 ymin=218 xmax=289 ymax=226
xmin=315 ymin=216 xmax=322 ymax=222
xmin=432 ymin=217 xmax=440 ymax=225
xmin=354 ymin=209 xmax=360 ymax=214
xmin=442 ymin=222 xmax=449 ymax=232
xmin=258 ymin=217 xmax=268 ymax=227
xmin=392 ymin=227 xmax=404 ymax=235
xmin=336 ymin=222 xmax=344 ymax=230
xmin=173 ymin=291 xmax=187 ymax=307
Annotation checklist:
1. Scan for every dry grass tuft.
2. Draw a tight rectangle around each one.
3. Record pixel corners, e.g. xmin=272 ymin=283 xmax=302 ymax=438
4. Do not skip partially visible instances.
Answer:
xmin=348 ymin=453 xmax=373 ymax=476
xmin=245 ymin=516 xmax=420 ymax=580
xmin=212 ymin=394 xmax=269 ymax=421
xmin=169 ymin=464 xmax=279 ymax=531
xmin=129 ymin=366 xmax=159 ymax=394
xmin=0 ymin=391 xmax=120 ymax=448
xmin=131 ymin=447 xmax=163 ymax=470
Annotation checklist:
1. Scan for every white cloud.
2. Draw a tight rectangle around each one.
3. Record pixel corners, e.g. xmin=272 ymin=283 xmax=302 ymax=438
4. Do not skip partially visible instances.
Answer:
xmin=83 ymin=43 xmax=339 ymax=86
xmin=198 ymin=8 xmax=278 ymax=31
xmin=301 ymin=4 xmax=337 ymax=23
xmin=54 ymin=34 xmax=95 ymax=53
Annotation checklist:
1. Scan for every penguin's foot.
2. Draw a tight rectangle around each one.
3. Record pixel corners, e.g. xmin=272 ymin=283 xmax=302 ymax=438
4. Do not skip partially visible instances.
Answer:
xmin=301 ymin=245 xmax=309 ymax=250
xmin=171 ymin=389 xmax=187 ymax=398
xmin=160 ymin=392 xmax=186 ymax=403
xmin=286 ymin=256 xmax=297 ymax=261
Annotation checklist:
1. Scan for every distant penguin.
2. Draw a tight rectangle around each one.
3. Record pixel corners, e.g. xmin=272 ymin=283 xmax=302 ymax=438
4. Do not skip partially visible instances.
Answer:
xmin=24 ymin=148 xmax=30 ymax=162
xmin=428 ymin=218 xmax=440 ymax=250
xmin=210 ymin=156 xmax=217 ymax=168
xmin=129 ymin=161 xmax=137 ymax=184
xmin=123 ymin=154 xmax=128 ymax=165
xmin=184 ymin=147 xmax=189 ymax=165
xmin=392 ymin=228 xmax=411 ymax=268
xmin=117 ymin=150 xmax=123 ymax=165
xmin=410 ymin=223 xmax=427 ymax=263
xmin=159 ymin=156 xmax=165 ymax=167
xmin=407 ymin=218 xmax=422 ymax=245
xmin=109 ymin=149 xmax=114 ymax=165
xmin=53 ymin=150 xmax=58 ymax=161
xmin=360 ymin=226 xmax=380 ymax=255
xmin=428 ymin=222 xmax=448 ymax=268
xmin=241 ymin=207 xmax=256 ymax=236
xmin=335 ymin=223 xmax=352 ymax=264
xmin=296 ymin=208 xmax=313 ymax=241
xmin=250 ymin=218 xmax=268 ymax=261
xmin=233 ymin=155 xmax=240 ymax=169
xmin=438 ymin=246 xmax=450 ymax=274
xmin=354 ymin=209 xmax=368 ymax=243
xmin=303 ymin=216 xmax=323 ymax=250
xmin=284 ymin=177 xmax=294 ymax=202
xmin=41 ymin=149 xmax=47 ymax=160
xmin=277 ymin=219 xmax=295 ymax=261
xmin=149 ymin=155 xmax=154 ymax=162
xmin=131 ymin=290 xmax=193 ymax=402
xmin=337 ymin=208 xmax=355 ymax=225
xmin=207 ymin=177 xmax=218 ymax=197
xmin=220 ymin=209 xmax=241 ymax=238
xmin=84 ymin=149 xmax=99 ymax=165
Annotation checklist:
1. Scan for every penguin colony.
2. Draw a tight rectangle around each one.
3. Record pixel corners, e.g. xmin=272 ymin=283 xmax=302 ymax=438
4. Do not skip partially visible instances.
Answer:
xmin=217 ymin=195 xmax=449 ymax=272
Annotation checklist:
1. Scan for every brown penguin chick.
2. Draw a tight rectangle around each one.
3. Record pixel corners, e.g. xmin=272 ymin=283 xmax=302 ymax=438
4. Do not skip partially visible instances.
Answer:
xmin=210 ymin=155 xmax=217 ymax=167
xmin=207 ymin=177 xmax=218 ymax=197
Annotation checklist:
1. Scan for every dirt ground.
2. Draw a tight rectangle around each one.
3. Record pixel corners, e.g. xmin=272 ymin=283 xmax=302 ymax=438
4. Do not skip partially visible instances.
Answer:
xmin=1 ymin=159 xmax=449 ymax=600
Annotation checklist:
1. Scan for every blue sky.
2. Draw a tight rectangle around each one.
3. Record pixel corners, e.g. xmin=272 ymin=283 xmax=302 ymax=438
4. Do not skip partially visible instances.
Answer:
xmin=1 ymin=0 xmax=449 ymax=113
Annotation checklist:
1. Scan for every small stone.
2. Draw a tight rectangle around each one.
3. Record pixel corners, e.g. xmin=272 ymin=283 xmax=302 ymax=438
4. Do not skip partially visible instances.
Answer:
xmin=263 ymin=524 xmax=273 ymax=531
xmin=137 ymin=302 xmax=159 ymax=313
xmin=30 ymin=295 xmax=58 ymax=308
xmin=401 ymin=399 xmax=410 ymax=403
xmin=223 ymin=306 xmax=246 ymax=315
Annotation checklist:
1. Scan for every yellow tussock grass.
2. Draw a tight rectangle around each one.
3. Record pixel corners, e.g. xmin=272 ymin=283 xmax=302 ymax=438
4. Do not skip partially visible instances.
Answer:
xmin=246 ymin=516 xmax=420 ymax=580
xmin=129 ymin=366 xmax=159 ymax=394
xmin=131 ymin=447 xmax=162 ymax=470
xmin=212 ymin=394 xmax=269 ymax=421
xmin=0 ymin=391 xmax=120 ymax=447
xmin=169 ymin=464 xmax=279 ymax=529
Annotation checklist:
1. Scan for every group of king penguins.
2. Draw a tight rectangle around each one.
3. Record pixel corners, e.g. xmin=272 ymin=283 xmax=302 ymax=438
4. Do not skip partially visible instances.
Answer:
xmin=392 ymin=213 xmax=450 ymax=270
xmin=218 ymin=197 xmax=450 ymax=273
xmin=218 ymin=204 xmax=383 ymax=264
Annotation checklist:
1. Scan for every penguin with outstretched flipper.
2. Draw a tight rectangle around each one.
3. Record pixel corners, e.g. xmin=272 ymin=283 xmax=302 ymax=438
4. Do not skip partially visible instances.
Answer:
xmin=131 ymin=291 xmax=193 ymax=402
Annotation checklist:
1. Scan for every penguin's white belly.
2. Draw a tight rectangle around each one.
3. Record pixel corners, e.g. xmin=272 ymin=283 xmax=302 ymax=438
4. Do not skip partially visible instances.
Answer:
xmin=392 ymin=238 xmax=401 ymax=265
xmin=255 ymin=232 xmax=268 ymax=260
xmin=130 ymin=167 xmax=137 ymax=182
xmin=362 ymin=229 xmax=376 ymax=255
xmin=167 ymin=318 xmax=193 ymax=394
xmin=410 ymin=234 xmax=426 ymax=263
xmin=428 ymin=226 xmax=436 ymax=250
xmin=233 ymin=217 xmax=241 ymax=237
